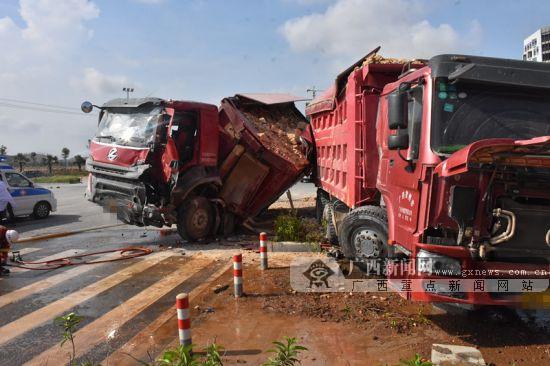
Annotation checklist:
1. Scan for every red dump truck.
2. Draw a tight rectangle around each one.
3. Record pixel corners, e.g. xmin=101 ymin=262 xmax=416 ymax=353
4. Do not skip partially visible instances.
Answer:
xmin=308 ymin=48 xmax=550 ymax=305
xmin=82 ymin=93 xmax=311 ymax=241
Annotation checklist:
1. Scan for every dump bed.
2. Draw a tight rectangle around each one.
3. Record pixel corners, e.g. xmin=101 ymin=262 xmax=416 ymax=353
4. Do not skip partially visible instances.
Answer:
xmin=217 ymin=93 xmax=312 ymax=219
xmin=306 ymin=50 xmax=423 ymax=208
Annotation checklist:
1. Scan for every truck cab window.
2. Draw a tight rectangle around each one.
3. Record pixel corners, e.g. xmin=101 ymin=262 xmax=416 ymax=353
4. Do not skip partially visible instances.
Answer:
xmin=172 ymin=111 xmax=199 ymax=163
xmin=407 ymin=85 xmax=423 ymax=160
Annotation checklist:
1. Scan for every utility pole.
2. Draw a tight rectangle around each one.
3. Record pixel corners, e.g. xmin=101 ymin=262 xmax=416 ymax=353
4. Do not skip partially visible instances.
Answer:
xmin=122 ymin=87 xmax=134 ymax=103
xmin=307 ymin=86 xmax=319 ymax=100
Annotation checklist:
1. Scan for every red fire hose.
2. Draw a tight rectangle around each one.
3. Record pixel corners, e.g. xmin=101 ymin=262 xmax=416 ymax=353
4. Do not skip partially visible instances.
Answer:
xmin=7 ymin=246 xmax=153 ymax=271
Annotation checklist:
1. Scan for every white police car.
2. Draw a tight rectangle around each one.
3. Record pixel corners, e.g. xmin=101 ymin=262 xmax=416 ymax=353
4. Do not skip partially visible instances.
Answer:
xmin=0 ymin=164 xmax=57 ymax=220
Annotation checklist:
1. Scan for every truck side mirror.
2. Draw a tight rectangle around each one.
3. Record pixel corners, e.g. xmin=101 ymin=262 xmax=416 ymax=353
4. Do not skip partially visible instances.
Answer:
xmin=388 ymin=91 xmax=408 ymax=130
xmin=388 ymin=133 xmax=409 ymax=150
xmin=81 ymin=101 xmax=94 ymax=113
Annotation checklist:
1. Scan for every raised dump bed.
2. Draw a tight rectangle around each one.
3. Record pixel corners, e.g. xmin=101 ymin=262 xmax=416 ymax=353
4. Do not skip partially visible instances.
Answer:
xmin=218 ymin=93 xmax=312 ymax=218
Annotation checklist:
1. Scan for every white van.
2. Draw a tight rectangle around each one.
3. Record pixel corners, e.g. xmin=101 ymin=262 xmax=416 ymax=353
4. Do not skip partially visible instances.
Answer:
xmin=0 ymin=164 xmax=57 ymax=220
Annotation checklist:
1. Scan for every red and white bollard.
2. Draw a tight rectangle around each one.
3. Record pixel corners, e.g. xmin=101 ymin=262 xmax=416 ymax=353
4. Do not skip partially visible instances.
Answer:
xmin=259 ymin=232 xmax=268 ymax=270
xmin=233 ymin=254 xmax=243 ymax=297
xmin=176 ymin=293 xmax=192 ymax=346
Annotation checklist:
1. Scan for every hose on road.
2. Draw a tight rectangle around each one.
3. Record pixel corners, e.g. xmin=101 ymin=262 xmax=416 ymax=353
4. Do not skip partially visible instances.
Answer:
xmin=6 ymin=246 xmax=153 ymax=270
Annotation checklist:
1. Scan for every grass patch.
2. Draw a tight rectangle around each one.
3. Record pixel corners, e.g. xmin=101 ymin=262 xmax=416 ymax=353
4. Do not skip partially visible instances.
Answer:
xmin=33 ymin=174 xmax=84 ymax=184
xmin=274 ymin=214 xmax=324 ymax=245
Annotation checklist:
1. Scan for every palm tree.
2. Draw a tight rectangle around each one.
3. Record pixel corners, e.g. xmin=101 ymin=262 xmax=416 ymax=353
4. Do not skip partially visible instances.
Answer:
xmin=73 ymin=155 xmax=86 ymax=171
xmin=14 ymin=153 xmax=28 ymax=172
xmin=30 ymin=152 xmax=37 ymax=166
xmin=61 ymin=147 xmax=70 ymax=168
xmin=0 ymin=145 xmax=6 ymax=155
xmin=44 ymin=154 xmax=57 ymax=175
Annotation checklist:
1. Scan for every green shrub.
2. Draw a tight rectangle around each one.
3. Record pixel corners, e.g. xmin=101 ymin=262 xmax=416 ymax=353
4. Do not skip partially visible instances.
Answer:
xmin=263 ymin=337 xmax=308 ymax=366
xmin=274 ymin=215 xmax=324 ymax=244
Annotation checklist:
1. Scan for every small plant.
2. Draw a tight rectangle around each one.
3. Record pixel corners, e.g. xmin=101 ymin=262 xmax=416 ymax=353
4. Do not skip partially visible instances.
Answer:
xmin=157 ymin=344 xmax=200 ymax=366
xmin=54 ymin=312 xmax=84 ymax=365
xmin=341 ymin=305 xmax=352 ymax=317
xmin=263 ymin=337 xmax=308 ymax=366
xmin=399 ymin=353 xmax=432 ymax=366
xmin=203 ymin=343 xmax=224 ymax=366
xmin=275 ymin=214 xmax=305 ymax=241
xmin=275 ymin=214 xmax=324 ymax=244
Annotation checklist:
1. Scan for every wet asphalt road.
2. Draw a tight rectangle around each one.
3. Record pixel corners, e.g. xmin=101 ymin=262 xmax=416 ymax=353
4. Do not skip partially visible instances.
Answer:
xmin=0 ymin=182 xmax=316 ymax=365
xmin=0 ymin=183 xmax=215 ymax=365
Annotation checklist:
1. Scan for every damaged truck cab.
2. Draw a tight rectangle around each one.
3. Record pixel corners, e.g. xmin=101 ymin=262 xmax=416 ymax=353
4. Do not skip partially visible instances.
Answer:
xmin=84 ymin=94 xmax=311 ymax=241
xmin=310 ymin=51 xmax=550 ymax=305
xmin=85 ymin=98 xmax=221 ymax=240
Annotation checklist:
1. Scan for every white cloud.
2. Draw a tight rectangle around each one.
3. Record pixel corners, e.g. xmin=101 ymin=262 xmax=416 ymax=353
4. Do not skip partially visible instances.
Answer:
xmin=72 ymin=68 xmax=132 ymax=96
xmin=280 ymin=0 xmax=482 ymax=61
xmin=0 ymin=1 xmax=102 ymax=154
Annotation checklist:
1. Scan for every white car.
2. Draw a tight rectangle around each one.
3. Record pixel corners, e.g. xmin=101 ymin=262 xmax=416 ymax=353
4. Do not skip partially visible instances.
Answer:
xmin=0 ymin=164 xmax=57 ymax=220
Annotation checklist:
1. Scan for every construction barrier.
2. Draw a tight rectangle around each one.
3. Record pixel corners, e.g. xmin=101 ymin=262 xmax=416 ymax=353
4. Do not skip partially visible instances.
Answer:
xmin=259 ymin=232 xmax=268 ymax=270
xmin=233 ymin=254 xmax=243 ymax=297
xmin=176 ymin=293 xmax=192 ymax=346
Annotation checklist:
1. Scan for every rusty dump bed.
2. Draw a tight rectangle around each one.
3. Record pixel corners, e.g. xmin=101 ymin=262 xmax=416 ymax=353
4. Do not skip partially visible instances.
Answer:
xmin=217 ymin=93 xmax=311 ymax=218
xmin=307 ymin=50 xmax=425 ymax=208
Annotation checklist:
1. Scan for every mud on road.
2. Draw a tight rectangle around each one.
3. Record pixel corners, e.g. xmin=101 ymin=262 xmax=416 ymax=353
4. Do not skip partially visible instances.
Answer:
xmin=145 ymin=251 xmax=549 ymax=366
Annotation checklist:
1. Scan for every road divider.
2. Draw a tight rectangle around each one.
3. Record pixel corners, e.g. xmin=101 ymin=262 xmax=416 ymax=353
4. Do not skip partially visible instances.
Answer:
xmin=259 ymin=232 xmax=268 ymax=270
xmin=233 ymin=254 xmax=243 ymax=297
xmin=176 ymin=293 xmax=192 ymax=347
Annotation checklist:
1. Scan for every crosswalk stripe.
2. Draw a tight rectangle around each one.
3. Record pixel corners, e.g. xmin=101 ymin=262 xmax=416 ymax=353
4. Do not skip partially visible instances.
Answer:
xmin=0 ymin=251 xmax=121 ymax=309
xmin=102 ymin=258 xmax=231 ymax=366
xmin=25 ymin=255 xmax=213 ymax=366
xmin=0 ymin=250 xmax=174 ymax=347
xmin=15 ymin=247 xmax=42 ymax=256
xmin=9 ymin=249 xmax=85 ymax=273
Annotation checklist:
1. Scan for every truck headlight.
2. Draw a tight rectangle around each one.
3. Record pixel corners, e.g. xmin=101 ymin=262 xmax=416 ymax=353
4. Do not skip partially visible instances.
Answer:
xmin=417 ymin=250 xmax=462 ymax=276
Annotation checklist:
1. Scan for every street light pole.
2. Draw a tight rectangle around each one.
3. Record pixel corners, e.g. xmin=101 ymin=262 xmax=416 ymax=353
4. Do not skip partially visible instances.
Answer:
xmin=122 ymin=87 xmax=134 ymax=103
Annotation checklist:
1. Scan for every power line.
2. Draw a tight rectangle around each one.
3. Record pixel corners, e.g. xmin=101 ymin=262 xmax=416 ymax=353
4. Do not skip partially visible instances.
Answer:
xmin=0 ymin=102 xmax=96 ymax=116
xmin=0 ymin=97 xmax=82 ymax=112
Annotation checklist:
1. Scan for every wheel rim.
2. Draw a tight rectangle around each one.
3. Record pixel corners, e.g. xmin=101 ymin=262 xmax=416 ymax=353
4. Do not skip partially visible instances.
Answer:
xmin=352 ymin=228 xmax=385 ymax=259
xmin=191 ymin=208 xmax=209 ymax=232
xmin=36 ymin=204 xmax=48 ymax=217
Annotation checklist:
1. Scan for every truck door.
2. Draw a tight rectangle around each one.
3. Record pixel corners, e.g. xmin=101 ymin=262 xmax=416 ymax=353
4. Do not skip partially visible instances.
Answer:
xmin=160 ymin=108 xmax=180 ymax=184
xmin=379 ymin=80 xmax=426 ymax=251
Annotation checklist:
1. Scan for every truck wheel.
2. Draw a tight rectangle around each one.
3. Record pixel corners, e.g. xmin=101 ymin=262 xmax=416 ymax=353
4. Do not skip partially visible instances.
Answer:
xmin=323 ymin=203 xmax=339 ymax=245
xmin=316 ymin=189 xmax=330 ymax=223
xmin=33 ymin=202 xmax=51 ymax=219
xmin=177 ymin=197 xmax=215 ymax=241
xmin=338 ymin=206 xmax=389 ymax=262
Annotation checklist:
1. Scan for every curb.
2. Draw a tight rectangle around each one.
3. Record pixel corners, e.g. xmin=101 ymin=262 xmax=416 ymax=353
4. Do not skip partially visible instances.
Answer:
xmin=17 ymin=223 xmax=126 ymax=244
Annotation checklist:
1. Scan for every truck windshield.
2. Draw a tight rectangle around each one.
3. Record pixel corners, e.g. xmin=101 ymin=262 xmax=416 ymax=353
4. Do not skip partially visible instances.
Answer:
xmin=431 ymin=78 xmax=550 ymax=154
xmin=95 ymin=106 xmax=162 ymax=147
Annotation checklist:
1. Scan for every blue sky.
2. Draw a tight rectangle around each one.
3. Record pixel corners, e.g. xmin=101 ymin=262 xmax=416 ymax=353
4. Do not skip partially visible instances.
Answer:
xmin=0 ymin=0 xmax=548 ymax=155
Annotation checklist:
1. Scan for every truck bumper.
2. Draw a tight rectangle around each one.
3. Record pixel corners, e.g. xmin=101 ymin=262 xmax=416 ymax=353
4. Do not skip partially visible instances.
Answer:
xmin=392 ymin=243 xmax=550 ymax=307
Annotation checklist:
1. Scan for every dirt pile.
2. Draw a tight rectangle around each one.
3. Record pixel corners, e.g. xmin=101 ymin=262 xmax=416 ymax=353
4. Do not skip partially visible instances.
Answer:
xmin=241 ymin=104 xmax=309 ymax=169
xmin=362 ymin=52 xmax=426 ymax=67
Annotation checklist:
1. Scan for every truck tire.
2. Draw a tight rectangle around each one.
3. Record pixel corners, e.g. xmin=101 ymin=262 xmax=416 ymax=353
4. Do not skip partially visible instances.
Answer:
xmin=338 ymin=205 xmax=389 ymax=262
xmin=316 ymin=189 xmax=330 ymax=224
xmin=323 ymin=203 xmax=339 ymax=245
xmin=177 ymin=197 xmax=215 ymax=241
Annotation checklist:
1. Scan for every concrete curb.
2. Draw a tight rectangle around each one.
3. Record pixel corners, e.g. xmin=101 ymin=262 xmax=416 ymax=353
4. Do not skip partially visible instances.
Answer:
xmin=17 ymin=223 xmax=125 ymax=244
xmin=431 ymin=344 xmax=485 ymax=365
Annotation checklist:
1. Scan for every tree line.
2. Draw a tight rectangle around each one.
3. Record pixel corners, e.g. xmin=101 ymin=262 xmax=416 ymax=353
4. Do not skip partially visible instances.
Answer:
xmin=0 ymin=145 xmax=86 ymax=174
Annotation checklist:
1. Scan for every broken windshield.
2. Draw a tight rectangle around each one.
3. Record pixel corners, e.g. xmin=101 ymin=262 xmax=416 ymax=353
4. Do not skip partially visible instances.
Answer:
xmin=431 ymin=78 xmax=550 ymax=154
xmin=95 ymin=106 xmax=162 ymax=148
